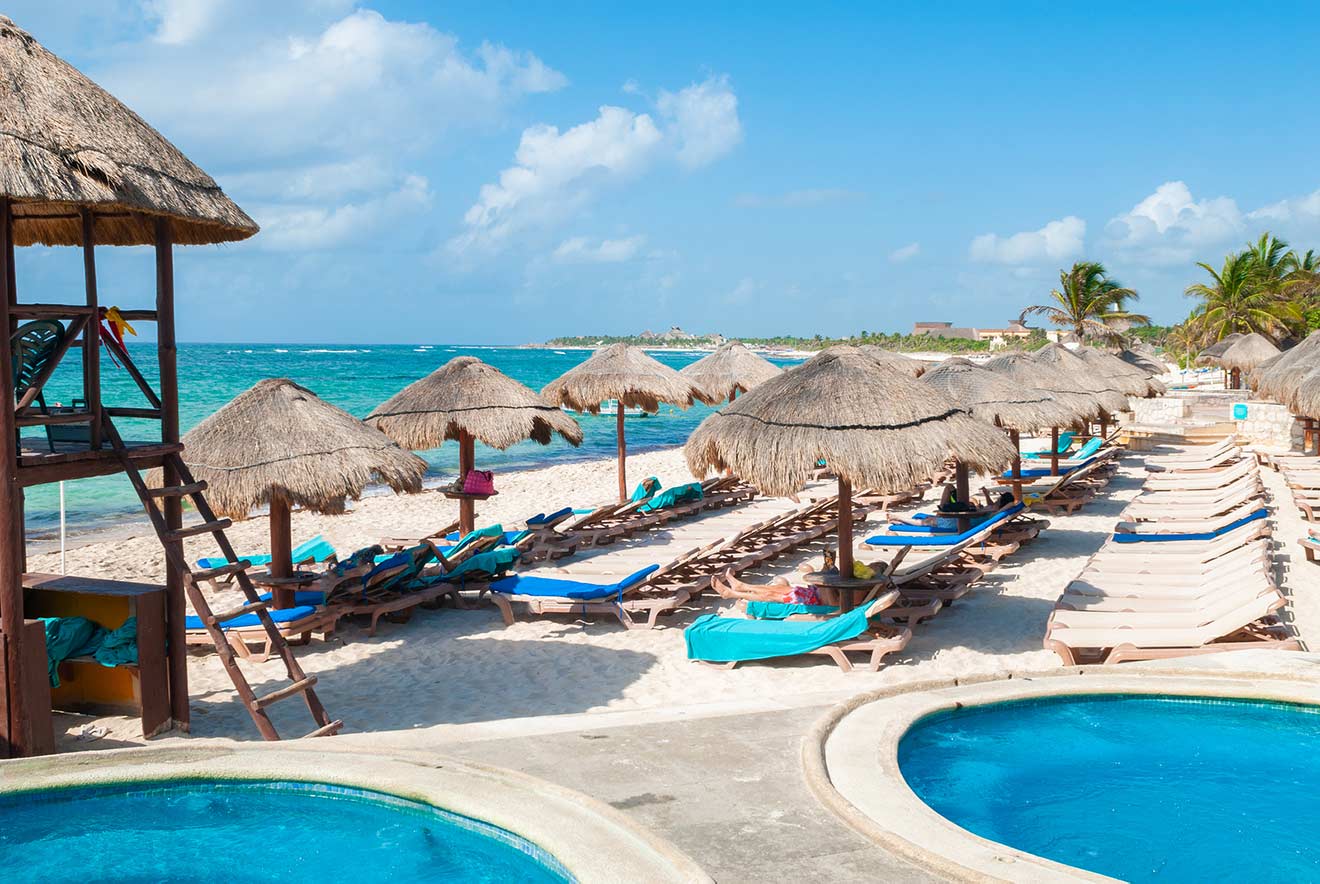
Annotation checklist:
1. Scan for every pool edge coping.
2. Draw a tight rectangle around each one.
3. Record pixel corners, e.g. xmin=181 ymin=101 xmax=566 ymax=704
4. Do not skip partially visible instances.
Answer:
xmin=0 ymin=743 xmax=712 ymax=884
xmin=801 ymin=664 xmax=1320 ymax=883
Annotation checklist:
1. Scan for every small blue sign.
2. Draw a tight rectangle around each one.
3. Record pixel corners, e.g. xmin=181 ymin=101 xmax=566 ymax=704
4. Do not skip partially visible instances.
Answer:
xmin=1232 ymin=403 xmax=1248 ymax=420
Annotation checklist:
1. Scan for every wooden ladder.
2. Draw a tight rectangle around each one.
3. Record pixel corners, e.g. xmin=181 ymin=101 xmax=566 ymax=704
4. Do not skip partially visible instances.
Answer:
xmin=102 ymin=416 xmax=342 ymax=740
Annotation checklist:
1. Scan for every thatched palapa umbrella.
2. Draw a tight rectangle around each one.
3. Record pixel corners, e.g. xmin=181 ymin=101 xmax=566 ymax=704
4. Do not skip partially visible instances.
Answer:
xmin=983 ymin=350 xmax=1103 ymax=478
xmin=1196 ymin=333 xmax=1244 ymax=366
xmin=1075 ymin=347 xmax=1165 ymax=397
xmin=177 ymin=379 xmax=426 ymax=605
xmin=368 ymin=356 xmax=583 ymax=535
xmin=858 ymin=344 xmax=926 ymax=377
xmin=920 ymin=357 xmax=1089 ymax=504
xmin=679 ymin=341 xmax=782 ymax=402
xmin=543 ymin=344 xmax=714 ymax=501
xmin=1216 ymin=333 xmax=1280 ymax=389
xmin=686 ymin=347 xmax=1016 ymax=607
xmin=1119 ymin=345 xmax=1167 ymax=377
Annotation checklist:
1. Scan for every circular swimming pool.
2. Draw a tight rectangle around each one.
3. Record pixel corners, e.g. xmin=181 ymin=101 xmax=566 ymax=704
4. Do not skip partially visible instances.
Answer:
xmin=0 ymin=780 xmax=571 ymax=883
xmin=898 ymin=694 xmax=1320 ymax=882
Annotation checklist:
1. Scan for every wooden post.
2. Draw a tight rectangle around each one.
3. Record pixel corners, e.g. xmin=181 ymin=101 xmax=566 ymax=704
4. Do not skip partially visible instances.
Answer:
xmin=0 ymin=198 xmax=26 ymax=757
xmin=458 ymin=429 xmax=476 ymax=536
xmin=1009 ymin=429 xmax=1023 ymax=502
xmin=837 ymin=477 xmax=853 ymax=613
xmin=1230 ymin=367 xmax=1240 ymax=390
xmin=268 ymin=496 xmax=294 ymax=609
xmin=953 ymin=462 xmax=971 ymax=532
xmin=155 ymin=218 xmax=188 ymax=733
xmin=80 ymin=210 xmax=102 ymax=448
xmin=616 ymin=407 xmax=627 ymax=503
xmin=1048 ymin=427 xmax=1060 ymax=477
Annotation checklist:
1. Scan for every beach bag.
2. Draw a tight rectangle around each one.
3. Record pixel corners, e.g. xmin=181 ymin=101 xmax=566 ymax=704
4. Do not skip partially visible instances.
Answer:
xmin=462 ymin=469 xmax=496 ymax=495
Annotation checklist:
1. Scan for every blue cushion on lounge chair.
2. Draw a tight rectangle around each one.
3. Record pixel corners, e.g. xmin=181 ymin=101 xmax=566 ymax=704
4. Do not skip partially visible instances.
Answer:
xmin=438 ymin=524 xmax=508 ymax=555
xmin=185 ymin=604 xmax=318 ymax=631
xmin=196 ymin=535 xmax=335 ymax=571
xmin=1111 ymin=508 xmax=1267 ymax=543
xmin=685 ymin=601 xmax=881 ymax=663
xmin=743 ymin=602 xmax=838 ymax=620
xmin=489 ymin=564 xmax=660 ymax=601
xmin=864 ymin=505 xmax=1023 ymax=547
xmin=527 ymin=507 xmax=574 ymax=527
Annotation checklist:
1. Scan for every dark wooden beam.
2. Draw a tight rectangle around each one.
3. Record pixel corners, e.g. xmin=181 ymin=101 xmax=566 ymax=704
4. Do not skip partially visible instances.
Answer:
xmin=0 ymin=197 xmax=25 ymax=757
xmin=10 ymin=304 xmax=96 ymax=318
xmin=103 ymin=406 xmax=162 ymax=419
xmin=155 ymin=217 xmax=188 ymax=733
xmin=81 ymin=210 xmax=102 ymax=448
xmin=112 ymin=309 xmax=158 ymax=322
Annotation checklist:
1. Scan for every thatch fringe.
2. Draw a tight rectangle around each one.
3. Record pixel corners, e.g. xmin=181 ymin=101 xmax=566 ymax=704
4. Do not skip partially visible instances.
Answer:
xmin=1030 ymin=344 xmax=1131 ymax=413
xmin=1216 ymin=333 xmax=1281 ymax=373
xmin=1074 ymin=346 xmax=1164 ymax=397
xmin=368 ymin=356 xmax=582 ymax=451
xmin=0 ymin=15 xmax=257 ymax=246
xmin=858 ymin=344 xmax=926 ymax=377
xmin=167 ymin=379 xmax=426 ymax=519
xmin=542 ymin=343 xmax=715 ymax=413
xmin=982 ymin=351 xmax=1102 ymax=421
xmin=920 ymin=357 xmax=1088 ymax=431
xmin=685 ymin=346 xmax=1016 ymax=497
xmin=679 ymin=342 xmax=781 ymax=401
xmin=1196 ymin=333 xmax=1244 ymax=366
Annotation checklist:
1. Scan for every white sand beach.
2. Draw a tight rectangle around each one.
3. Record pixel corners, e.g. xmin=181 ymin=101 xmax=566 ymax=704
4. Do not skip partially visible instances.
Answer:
xmin=36 ymin=437 xmax=1294 ymax=752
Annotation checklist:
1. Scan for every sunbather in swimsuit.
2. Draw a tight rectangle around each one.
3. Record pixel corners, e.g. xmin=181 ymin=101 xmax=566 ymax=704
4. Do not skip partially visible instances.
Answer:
xmin=712 ymin=567 xmax=873 ymax=620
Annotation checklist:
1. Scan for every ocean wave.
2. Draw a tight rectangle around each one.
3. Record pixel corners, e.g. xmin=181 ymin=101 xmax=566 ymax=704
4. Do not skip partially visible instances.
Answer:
xmin=274 ymin=348 xmax=288 ymax=353
xmin=301 ymin=348 xmax=366 ymax=354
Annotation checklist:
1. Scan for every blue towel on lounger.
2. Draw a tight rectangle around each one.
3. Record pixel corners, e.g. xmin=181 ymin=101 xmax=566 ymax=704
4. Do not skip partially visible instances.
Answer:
xmin=638 ymin=482 xmax=703 ymax=513
xmin=526 ymin=507 xmax=574 ymax=527
xmin=865 ymin=505 xmax=1022 ymax=547
xmin=196 ymin=535 xmax=335 ymax=571
xmin=1111 ymin=508 xmax=1267 ymax=543
xmin=685 ymin=601 xmax=881 ymax=663
xmin=1022 ymin=431 xmax=1076 ymax=459
xmin=488 ymin=564 xmax=659 ymax=601
xmin=184 ymin=595 xmax=322 ymax=631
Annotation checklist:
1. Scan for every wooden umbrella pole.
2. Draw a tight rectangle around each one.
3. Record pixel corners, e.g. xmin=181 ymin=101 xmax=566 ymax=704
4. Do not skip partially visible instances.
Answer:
xmin=954 ymin=462 xmax=971 ymax=532
xmin=0 ymin=197 xmax=25 ymax=756
xmin=268 ymin=496 xmax=294 ymax=609
xmin=1009 ymin=429 xmax=1023 ymax=503
xmin=458 ymin=430 xmax=476 ymax=536
xmin=616 ymin=407 xmax=627 ymax=503
xmin=1049 ymin=427 xmax=1060 ymax=477
xmin=837 ymin=477 xmax=854 ymax=613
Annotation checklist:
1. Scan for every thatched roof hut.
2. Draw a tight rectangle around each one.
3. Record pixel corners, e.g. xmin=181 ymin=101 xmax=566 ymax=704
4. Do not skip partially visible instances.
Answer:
xmin=982 ymin=351 xmax=1101 ymax=421
xmin=1256 ymin=330 xmax=1320 ymax=408
xmin=543 ymin=343 xmax=714 ymax=500
xmin=1119 ymin=345 xmax=1167 ymax=377
xmin=1217 ymin=333 xmax=1281 ymax=374
xmin=179 ymin=379 xmax=426 ymax=519
xmin=1074 ymin=347 xmax=1165 ymax=397
xmin=858 ymin=344 xmax=926 ymax=378
xmin=920 ymin=358 xmax=1089 ymax=431
xmin=686 ymin=347 xmax=1016 ymax=497
xmin=368 ymin=356 xmax=582 ymax=451
xmin=1031 ymin=344 xmax=1130 ymax=414
xmin=1196 ymin=333 xmax=1244 ymax=366
xmin=0 ymin=15 xmax=257 ymax=246
xmin=542 ymin=343 xmax=713 ymax=413
xmin=679 ymin=342 xmax=782 ymax=402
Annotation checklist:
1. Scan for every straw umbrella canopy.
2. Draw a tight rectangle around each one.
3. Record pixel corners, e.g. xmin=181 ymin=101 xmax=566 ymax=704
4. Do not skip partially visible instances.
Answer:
xmin=1255 ymin=330 xmax=1320 ymax=406
xmin=679 ymin=341 xmax=782 ymax=402
xmin=982 ymin=351 xmax=1102 ymax=422
xmin=543 ymin=343 xmax=715 ymax=501
xmin=1217 ymin=333 xmax=1280 ymax=377
xmin=858 ymin=344 xmax=926 ymax=377
xmin=1196 ymin=333 xmax=1244 ymax=367
xmin=1074 ymin=347 xmax=1165 ymax=397
xmin=1031 ymin=343 xmax=1131 ymax=415
xmin=686 ymin=347 xmax=1016 ymax=607
xmin=367 ymin=356 xmax=583 ymax=534
xmin=174 ymin=379 xmax=426 ymax=602
xmin=920 ymin=358 xmax=1089 ymax=431
xmin=0 ymin=15 xmax=257 ymax=246
xmin=1119 ymin=345 xmax=1167 ymax=377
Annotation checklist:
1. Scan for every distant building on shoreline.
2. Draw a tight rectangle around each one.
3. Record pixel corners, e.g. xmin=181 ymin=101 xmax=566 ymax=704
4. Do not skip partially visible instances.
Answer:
xmin=912 ymin=319 xmax=1059 ymax=346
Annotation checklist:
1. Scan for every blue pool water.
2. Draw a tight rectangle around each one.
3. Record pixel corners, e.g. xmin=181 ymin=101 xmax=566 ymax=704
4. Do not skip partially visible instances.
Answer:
xmin=0 ymin=780 xmax=573 ymax=883
xmin=898 ymin=694 xmax=1320 ymax=882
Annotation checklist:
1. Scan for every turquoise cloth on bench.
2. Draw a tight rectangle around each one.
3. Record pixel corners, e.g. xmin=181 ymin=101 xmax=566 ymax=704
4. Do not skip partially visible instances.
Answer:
xmin=436 ymin=524 xmax=508 ymax=556
xmin=489 ymin=564 xmax=659 ymax=601
xmin=685 ymin=602 xmax=877 ymax=662
xmin=744 ymin=602 xmax=837 ymax=620
xmin=638 ymin=482 xmax=703 ymax=513
xmin=864 ymin=505 xmax=1022 ymax=547
xmin=418 ymin=546 xmax=522 ymax=587
xmin=1111 ymin=508 xmax=1267 ymax=543
xmin=40 ymin=616 xmax=141 ymax=685
xmin=1022 ymin=431 xmax=1076 ymax=459
xmin=631 ymin=477 xmax=661 ymax=502
xmin=196 ymin=535 xmax=334 ymax=571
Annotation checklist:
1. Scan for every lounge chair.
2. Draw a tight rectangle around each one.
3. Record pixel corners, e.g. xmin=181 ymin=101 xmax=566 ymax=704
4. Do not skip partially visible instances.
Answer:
xmin=1111 ymin=507 xmax=1267 ymax=542
xmin=865 ymin=504 xmax=1023 ymax=551
xmin=1143 ymin=458 xmax=1256 ymax=492
xmin=488 ymin=564 xmax=661 ymax=629
xmin=1022 ymin=431 xmax=1076 ymax=459
xmin=684 ymin=591 xmax=911 ymax=672
xmin=183 ymin=590 xmax=339 ymax=661
xmin=196 ymin=535 xmax=337 ymax=577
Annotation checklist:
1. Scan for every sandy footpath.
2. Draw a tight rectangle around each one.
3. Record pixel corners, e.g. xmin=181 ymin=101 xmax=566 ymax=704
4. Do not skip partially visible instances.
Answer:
xmin=27 ymin=442 xmax=1188 ymax=749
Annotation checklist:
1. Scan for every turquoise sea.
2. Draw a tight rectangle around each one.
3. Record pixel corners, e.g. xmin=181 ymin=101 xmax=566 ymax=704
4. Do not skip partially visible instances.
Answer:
xmin=24 ymin=344 xmax=801 ymax=544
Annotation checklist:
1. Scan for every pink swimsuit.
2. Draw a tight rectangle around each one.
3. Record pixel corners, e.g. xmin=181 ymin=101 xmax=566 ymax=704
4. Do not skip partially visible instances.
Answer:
xmin=785 ymin=585 xmax=823 ymax=605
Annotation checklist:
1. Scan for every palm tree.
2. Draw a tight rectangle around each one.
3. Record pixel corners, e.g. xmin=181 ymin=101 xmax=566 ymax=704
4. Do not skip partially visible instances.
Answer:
xmin=1023 ymin=261 xmax=1148 ymax=343
xmin=1185 ymin=252 xmax=1302 ymax=343
xmin=1163 ymin=322 xmax=1200 ymax=369
xmin=1244 ymin=232 xmax=1294 ymax=288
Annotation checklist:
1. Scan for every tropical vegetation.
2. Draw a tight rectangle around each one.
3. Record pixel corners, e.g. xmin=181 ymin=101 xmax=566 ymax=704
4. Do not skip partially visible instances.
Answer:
xmin=1023 ymin=261 xmax=1148 ymax=344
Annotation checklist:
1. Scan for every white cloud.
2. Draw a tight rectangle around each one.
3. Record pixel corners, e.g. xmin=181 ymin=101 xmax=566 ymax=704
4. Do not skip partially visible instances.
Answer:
xmin=1249 ymin=188 xmax=1320 ymax=225
xmin=969 ymin=216 xmax=1085 ymax=265
xmin=254 ymin=175 xmax=432 ymax=250
xmin=734 ymin=188 xmax=862 ymax=208
xmin=657 ymin=75 xmax=742 ymax=168
xmin=451 ymin=75 xmax=739 ymax=254
xmin=888 ymin=242 xmax=921 ymax=263
xmin=1104 ymin=181 xmax=1243 ymax=265
xmin=553 ymin=235 xmax=647 ymax=264
xmin=143 ymin=0 xmax=221 ymax=44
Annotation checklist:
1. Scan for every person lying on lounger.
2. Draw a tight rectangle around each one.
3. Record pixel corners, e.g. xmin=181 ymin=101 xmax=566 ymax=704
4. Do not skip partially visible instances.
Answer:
xmin=887 ymin=488 xmax=1016 ymax=530
xmin=712 ymin=567 xmax=878 ymax=619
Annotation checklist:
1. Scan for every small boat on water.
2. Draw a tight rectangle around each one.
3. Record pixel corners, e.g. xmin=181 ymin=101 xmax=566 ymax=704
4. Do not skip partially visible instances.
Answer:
xmin=561 ymin=399 xmax=650 ymax=417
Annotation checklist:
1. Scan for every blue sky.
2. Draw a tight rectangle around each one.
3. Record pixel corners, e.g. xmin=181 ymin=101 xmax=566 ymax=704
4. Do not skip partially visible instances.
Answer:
xmin=9 ymin=1 xmax=1320 ymax=343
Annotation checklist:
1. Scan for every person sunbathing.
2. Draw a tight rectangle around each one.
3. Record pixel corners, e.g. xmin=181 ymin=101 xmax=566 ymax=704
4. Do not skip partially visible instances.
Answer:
xmin=713 ymin=566 xmax=891 ymax=620
xmin=888 ymin=488 xmax=1015 ymax=531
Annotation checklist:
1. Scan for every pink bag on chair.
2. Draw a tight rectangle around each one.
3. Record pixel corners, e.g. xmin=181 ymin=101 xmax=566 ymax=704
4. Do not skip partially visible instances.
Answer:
xmin=462 ymin=469 xmax=496 ymax=495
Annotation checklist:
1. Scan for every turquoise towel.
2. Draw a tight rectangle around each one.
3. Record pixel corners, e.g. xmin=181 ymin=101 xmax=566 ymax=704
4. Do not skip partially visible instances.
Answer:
xmin=40 ymin=617 xmax=107 ymax=687
xmin=685 ymin=601 xmax=880 ymax=663
xmin=630 ymin=477 xmax=661 ymax=502
xmin=425 ymin=546 xmax=522 ymax=585
xmin=197 ymin=535 xmax=335 ymax=571
xmin=439 ymin=524 xmax=507 ymax=556
xmin=1023 ymin=431 xmax=1076 ymax=459
xmin=743 ymin=602 xmax=838 ymax=620
xmin=638 ymin=482 xmax=703 ymax=513
xmin=94 ymin=617 xmax=139 ymax=668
